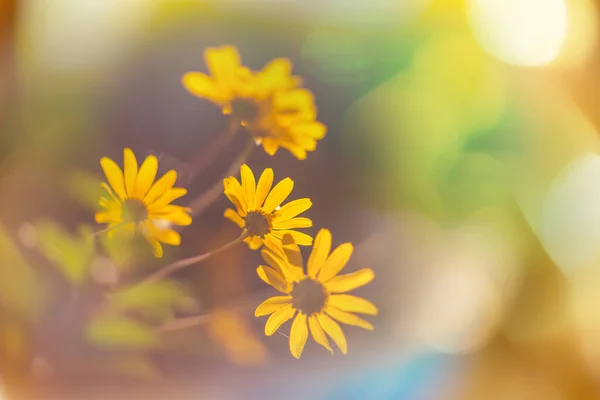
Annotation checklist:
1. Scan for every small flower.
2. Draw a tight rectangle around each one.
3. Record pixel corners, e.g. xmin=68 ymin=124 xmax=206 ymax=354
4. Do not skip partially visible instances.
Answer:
xmin=182 ymin=45 xmax=327 ymax=160
xmin=95 ymin=148 xmax=192 ymax=258
xmin=255 ymin=230 xmax=377 ymax=358
xmin=223 ymin=164 xmax=313 ymax=252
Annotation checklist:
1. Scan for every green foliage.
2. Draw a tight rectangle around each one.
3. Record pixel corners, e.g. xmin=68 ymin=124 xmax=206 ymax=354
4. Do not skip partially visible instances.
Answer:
xmin=0 ymin=225 xmax=43 ymax=320
xmin=64 ymin=171 xmax=105 ymax=211
xmin=107 ymin=280 xmax=187 ymax=324
xmin=85 ymin=314 xmax=158 ymax=350
xmin=35 ymin=221 xmax=95 ymax=285
xmin=98 ymin=355 xmax=159 ymax=379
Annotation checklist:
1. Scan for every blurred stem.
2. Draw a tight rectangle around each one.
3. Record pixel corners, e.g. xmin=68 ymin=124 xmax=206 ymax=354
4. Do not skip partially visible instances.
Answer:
xmin=181 ymin=118 xmax=240 ymax=184
xmin=187 ymin=138 xmax=256 ymax=217
xmin=143 ymin=231 xmax=249 ymax=283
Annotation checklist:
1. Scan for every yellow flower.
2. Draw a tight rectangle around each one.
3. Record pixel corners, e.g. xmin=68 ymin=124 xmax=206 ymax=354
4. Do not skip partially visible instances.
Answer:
xmin=255 ymin=230 xmax=377 ymax=358
xmin=182 ymin=45 xmax=327 ymax=160
xmin=95 ymin=148 xmax=192 ymax=258
xmin=223 ymin=164 xmax=313 ymax=252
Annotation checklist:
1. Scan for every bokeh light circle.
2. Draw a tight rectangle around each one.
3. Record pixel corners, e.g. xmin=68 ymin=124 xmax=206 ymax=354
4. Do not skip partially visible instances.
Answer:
xmin=467 ymin=0 xmax=568 ymax=66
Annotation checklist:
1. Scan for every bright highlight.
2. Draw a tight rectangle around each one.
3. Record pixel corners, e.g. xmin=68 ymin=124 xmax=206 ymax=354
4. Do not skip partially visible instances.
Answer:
xmin=467 ymin=0 xmax=568 ymax=66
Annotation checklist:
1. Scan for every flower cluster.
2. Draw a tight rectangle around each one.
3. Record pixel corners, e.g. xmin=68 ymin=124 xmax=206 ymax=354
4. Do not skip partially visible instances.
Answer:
xmin=93 ymin=45 xmax=376 ymax=359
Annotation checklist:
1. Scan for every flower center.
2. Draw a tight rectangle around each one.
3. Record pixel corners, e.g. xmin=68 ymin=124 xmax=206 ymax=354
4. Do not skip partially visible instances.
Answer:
xmin=291 ymin=278 xmax=328 ymax=315
xmin=230 ymin=98 xmax=261 ymax=123
xmin=244 ymin=211 xmax=271 ymax=237
xmin=122 ymin=199 xmax=148 ymax=223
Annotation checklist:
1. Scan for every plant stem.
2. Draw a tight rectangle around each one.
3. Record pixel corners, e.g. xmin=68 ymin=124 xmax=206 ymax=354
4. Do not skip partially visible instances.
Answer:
xmin=143 ymin=231 xmax=249 ymax=283
xmin=181 ymin=119 xmax=240 ymax=184
xmin=187 ymin=138 xmax=256 ymax=217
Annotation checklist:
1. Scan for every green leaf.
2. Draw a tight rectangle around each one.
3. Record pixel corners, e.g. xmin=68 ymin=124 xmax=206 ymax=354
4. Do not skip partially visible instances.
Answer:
xmin=64 ymin=171 xmax=105 ymax=211
xmin=99 ymin=356 xmax=160 ymax=379
xmin=85 ymin=314 xmax=158 ymax=350
xmin=0 ymin=225 xmax=43 ymax=320
xmin=107 ymin=280 xmax=186 ymax=324
xmin=35 ymin=222 xmax=95 ymax=285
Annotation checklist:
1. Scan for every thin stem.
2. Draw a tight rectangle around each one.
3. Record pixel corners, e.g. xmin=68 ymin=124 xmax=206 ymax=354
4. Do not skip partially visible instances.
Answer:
xmin=157 ymin=288 xmax=274 ymax=333
xmin=180 ymin=119 xmax=240 ymax=184
xmin=188 ymin=138 xmax=256 ymax=217
xmin=143 ymin=231 xmax=249 ymax=283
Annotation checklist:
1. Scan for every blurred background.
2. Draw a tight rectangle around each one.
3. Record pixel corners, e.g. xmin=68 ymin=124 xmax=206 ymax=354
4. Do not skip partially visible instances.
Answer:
xmin=0 ymin=0 xmax=600 ymax=398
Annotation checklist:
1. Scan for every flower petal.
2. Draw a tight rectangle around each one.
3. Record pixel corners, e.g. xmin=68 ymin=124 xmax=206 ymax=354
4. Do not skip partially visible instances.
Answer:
xmin=289 ymin=313 xmax=308 ymax=359
xmin=247 ymin=236 xmax=263 ymax=250
xmin=181 ymin=72 xmax=228 ymax=103
xmin=255 ymin=168 xmax=274 ymax=209
xmin=256 ymin=265 xmax=291 ymax=293
xmin=265 ymin=304 xmax=296 ymax=336
xmin=135 ymin=154 xmax=158 ymax=199
xmin=318 ymin=243 xmax=353 ymax=282
xmin=123 ymin=148 xmax=138 ymax=198
xmin=271 ymin=230 xmax=313 ymax=246
xmin=262 ymin=178 xmax=293 ymax=213
xmin=272 ymin=217 xmax=312 ymax=230
xmin=255 ymin=296 xmax=293 ymax=317
xmin=327 ymin=294 xmax=378 ymax=316
xmin=147 ymin=238 xmax=164 ymax=258
xmin=223 ymin=176 xmax=247 ymax=216
xmin=308 ymin=315 xmax=333 ymax=354
xmin=316 ymin=313 xmax=347 ymax=355
xmin=100 ymin=157 xmax=127 ymax=199
xmin=307 ymin=229 xmax=331 ymax=279
xmin=274 ymin=198 xmax=312 ymax=220
xmin=325 ymin=306 xmax=374 ymax=331
xmin=157 ymin=229 xmax=181 ymax=246
xmin=145 ymin=170 xmax=177 ymax=205
xmin=240 ymin=164 xmax=256 ymax=211
xmin=324 ymin=268 xmax=374 ymax=293
xmin=205 ymin=45 xmax=241 ymax=83
xmin=261 ymin=247 xmax=303 ymax=283
xmin=148 ymin=188 xmax=187 ymax=211
xmin=224 ymin=208 xmax=245 ymax=228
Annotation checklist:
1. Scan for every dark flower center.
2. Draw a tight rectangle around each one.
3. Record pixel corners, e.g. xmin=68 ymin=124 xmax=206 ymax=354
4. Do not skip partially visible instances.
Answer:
xmin=230 ymin=98 xmax=261 ymax=122
xmin=244 ymin=211 xmax=271 ymax=237
xmin=291 ymin=279 xmax=328 ymax=315
xmin=122 ymin=199 xmax=148 ymax=223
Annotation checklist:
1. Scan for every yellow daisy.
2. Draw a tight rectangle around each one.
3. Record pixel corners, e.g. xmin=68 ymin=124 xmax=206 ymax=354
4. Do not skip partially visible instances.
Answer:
xmin=95 ymin=148 xmax=192 ymax=258
xmin=182 ymin=45 xmax=327 ymax=160
xmin=223 ymin=164 xmax=313 ymax=252
xmin=255 ymin=230 xmax=377 ymax=358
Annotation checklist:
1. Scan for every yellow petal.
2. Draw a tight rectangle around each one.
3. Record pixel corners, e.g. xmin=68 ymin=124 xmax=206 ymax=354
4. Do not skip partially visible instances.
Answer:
xmin=271 ymin=230 xmax=313 ymax=246
xmin=325 ymin=306 xmax=374 ymax=331
xmin=158 ymin=229 xmax=181 ymax=246
xmin=256 ymin=265 xmax=291 ymax=293
xmin=205 ymin=45 xmax=241 ymax=83
xmin=247 ymin=236 xmax=263 ymax=250
xmin=261 ymin=139 xmax=279 ymax=156
xmin=318 ymin=243 xmax=353 ymax=282
xmin=181 ymin=72 xmax=228 ymax=103
xmin=289 ymin=121 xmax=327 ymax=139
xmin=255 ymin=296 xmax=292 ymax=317
xmin=147 ymin=188 xmax=187 ymax=211
xmin=100 ymin=157 xmax=127 ymax=199
xmin=135 ymin=154 xmax=158 ymax=198
xmin=274 ymin=198 xmax=312 ymax=220
xmin=95 ymin=210 xmax=121 ymax=224
xmin=144 ymin=170 xmax=177 ymax=205
xmin=240 ymin=164 xmax=256 ymax=211
xmin=283 ymin=144 xmax=308 ymax=161
xmin=324 ymin=268 xmax=374 ymax=293
xmin=308 ymin=315 xmax=333 ymax=354
xmin=147 ymin=238 xmax=164 ymax=258
xmin=289 ymin=313 xmax=308 ymax=359
xmin=281 ymin=233 xmax=303 ymax=270
xmin=223 ymin=176 xmax=248 ymax=216
xmin=261 ymin=247 xmax=303 ymax=283
xmin=123 ymin=148 xmax=138 ymax=198
xmin=156 ymin=210 xmax=192 ymax=227
xmin=262 ymin=178 xmax=294 ymax=213
xmin=307 ymin=229 xmax=331 ymax=279
xmin=100 ymin=182 xmax=120 ymax=203
xmin=265 ymin=304 xmax=296 ymax=336
xmin=255 ymin=168 xmax=274 ymax=209
xmin=272 ymin=217 xmax=312 ymax=230
xmin=316 ymin=313 xmax=347 ymax=355
xmin=327 ymin=294 xmax=378 ymax=316
xmin=224 ymin=208 xmax=245 ymax=228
